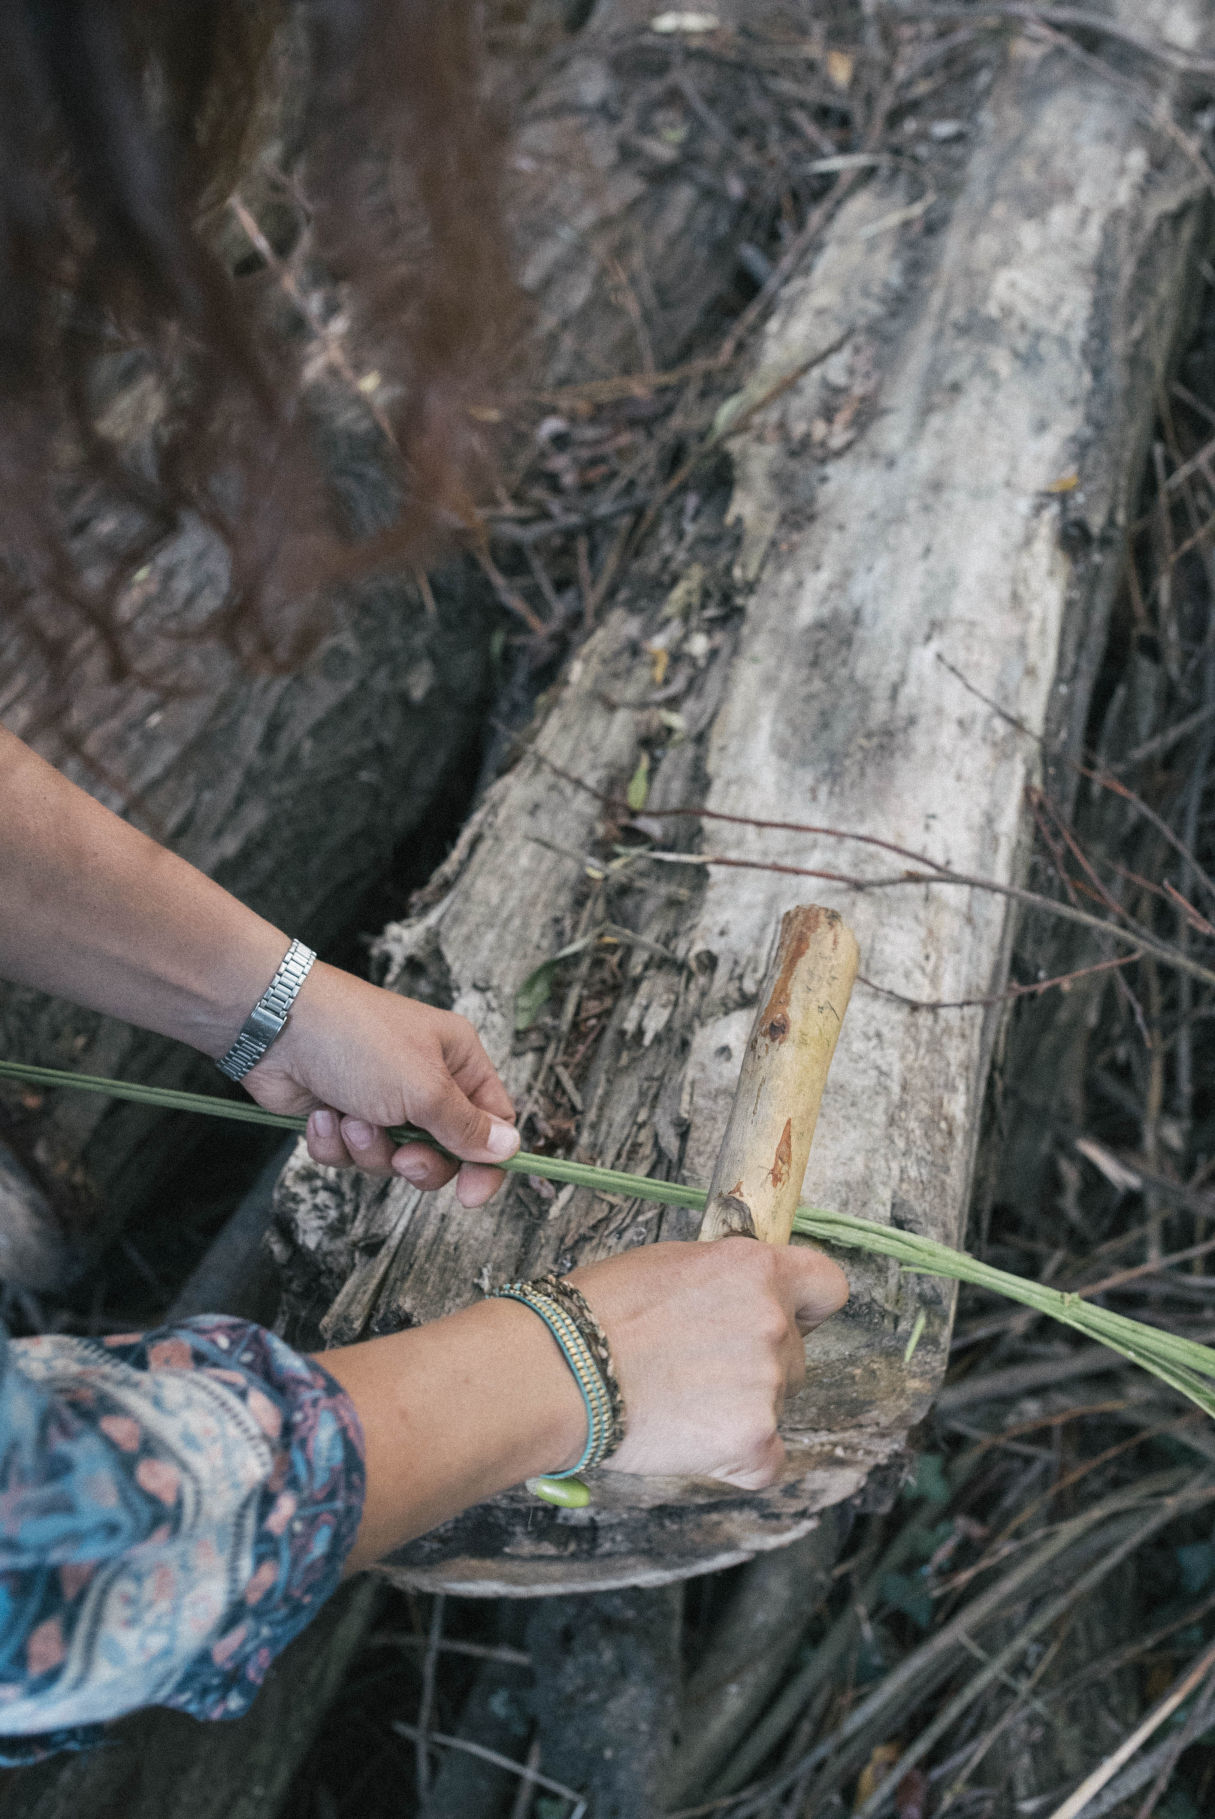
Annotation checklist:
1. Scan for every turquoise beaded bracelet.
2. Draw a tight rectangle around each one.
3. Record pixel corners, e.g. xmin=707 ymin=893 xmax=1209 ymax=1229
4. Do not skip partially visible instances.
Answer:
xmin=488 ymin=1277 xmax=624 ymax=1477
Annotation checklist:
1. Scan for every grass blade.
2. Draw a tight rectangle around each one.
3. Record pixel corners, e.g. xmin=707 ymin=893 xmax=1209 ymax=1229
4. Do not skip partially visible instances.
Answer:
xmin=3 ymin=1057 xmax=1214 ymax=1416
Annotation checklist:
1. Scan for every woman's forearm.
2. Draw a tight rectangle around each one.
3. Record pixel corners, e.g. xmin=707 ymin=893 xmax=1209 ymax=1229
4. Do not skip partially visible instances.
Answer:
xmin=321 ymin=1297 xmax=586 ymax=1571
xmin=0 ymin=724 xmax=523 ymax=1201
xmin=321 ymin=1237 xmax=852 ymax=1574
xmin=0 ymin=725 xmax=289 ymax=1056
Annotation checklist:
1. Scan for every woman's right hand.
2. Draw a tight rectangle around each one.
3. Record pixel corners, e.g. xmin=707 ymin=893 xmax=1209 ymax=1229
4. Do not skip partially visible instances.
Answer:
xmin=323 ymin=1234 xmax=849 ymax=1571
xmin=568 ymin=1236 xmax=849 ymax=1490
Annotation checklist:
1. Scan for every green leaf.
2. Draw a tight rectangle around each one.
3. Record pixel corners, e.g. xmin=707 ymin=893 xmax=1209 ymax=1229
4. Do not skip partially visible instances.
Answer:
xmin=904 ymin=1452 xmax=951 ymax=1508
xmin=514 ymin=959 xmax=560 ymax=1032
xmin=513 ymin=936 xmax=593 ymax=1032
xmin=880 ymin=1570 xmax=934 ymax=1631
xmin=710 ymin=390 xmax=747 ymax=442
xmin=626 ymin=751 xmax=651 ymax=812
xmin=7 ymin=1055 xmax=1215 ymax=1436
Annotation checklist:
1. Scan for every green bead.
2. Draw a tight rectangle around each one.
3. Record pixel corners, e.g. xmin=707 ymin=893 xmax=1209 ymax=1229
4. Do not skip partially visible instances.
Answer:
xmin=528 ymin=1475 xmax=591 ymax=1509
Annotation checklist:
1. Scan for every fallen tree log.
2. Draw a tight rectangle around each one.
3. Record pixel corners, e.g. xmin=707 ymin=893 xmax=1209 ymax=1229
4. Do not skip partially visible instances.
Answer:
xmin=0 ymin=0 xmax=766 ymax=1266
xmin=272 ymin=0 xmax=1213 ymax=1593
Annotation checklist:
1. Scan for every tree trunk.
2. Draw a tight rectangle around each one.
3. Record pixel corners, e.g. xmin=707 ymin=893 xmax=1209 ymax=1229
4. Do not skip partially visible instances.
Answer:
xmin=271 ymin=0 xmax=1212 ymax=1593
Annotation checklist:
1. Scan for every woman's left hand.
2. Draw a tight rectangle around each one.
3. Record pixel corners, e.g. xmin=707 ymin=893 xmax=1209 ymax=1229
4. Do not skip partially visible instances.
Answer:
xmin=241 ymin=961 xmax=519 ymax=1207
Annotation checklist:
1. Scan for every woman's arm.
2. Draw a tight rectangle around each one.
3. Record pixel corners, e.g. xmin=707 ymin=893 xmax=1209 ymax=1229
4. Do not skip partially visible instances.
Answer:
xmin=0 ymin=725 xmax=518 ymax=1202
xmin=0 ymin=1234 xmax=846 ymax=1749
xmin=325 ymin=1234 xmax=848 ymax=1571
xmin=0 ymin=725 xmax=292 ymax=1057
xmin=0 ymin=728 xmax=852 ymax=1735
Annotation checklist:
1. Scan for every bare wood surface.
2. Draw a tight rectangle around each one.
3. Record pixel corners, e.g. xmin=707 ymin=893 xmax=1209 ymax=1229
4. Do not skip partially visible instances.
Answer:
xmin=271 ymin=0 xmax=1213 ymax=1595
xmin=699 ymin=904 xmax=858 ymax=1244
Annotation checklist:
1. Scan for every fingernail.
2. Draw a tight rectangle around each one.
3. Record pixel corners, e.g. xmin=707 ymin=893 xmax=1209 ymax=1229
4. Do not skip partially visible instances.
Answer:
xmin=312 ymin=1110 xmax=338 ymax=1142
xmin=343 ymin=1119 xmax=375 ymax=1150
xmin=486 ymin=1119 xmax=520 ymax=1160
xmin=393 ymin=1156 xmax=429 ymax=1184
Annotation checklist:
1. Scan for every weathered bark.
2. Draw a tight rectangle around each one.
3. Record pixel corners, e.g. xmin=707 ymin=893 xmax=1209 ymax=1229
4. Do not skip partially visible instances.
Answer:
xmin=272 ymin=0 xmax=1212 ymax=1593
xmin=0 ymin=0 xmax=763 ymax=1251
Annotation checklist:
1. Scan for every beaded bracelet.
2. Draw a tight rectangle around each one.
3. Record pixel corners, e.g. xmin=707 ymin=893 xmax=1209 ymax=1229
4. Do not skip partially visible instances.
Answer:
xmin=530 ymin=1274 xmax=626 ymax=1449
xmin=488 ymin=1275 xmax=626 ymax=1477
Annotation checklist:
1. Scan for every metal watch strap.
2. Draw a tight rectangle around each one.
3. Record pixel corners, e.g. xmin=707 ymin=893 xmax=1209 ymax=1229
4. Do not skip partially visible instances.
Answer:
xmin=215 ymin=939 xmax=317 ymax=1082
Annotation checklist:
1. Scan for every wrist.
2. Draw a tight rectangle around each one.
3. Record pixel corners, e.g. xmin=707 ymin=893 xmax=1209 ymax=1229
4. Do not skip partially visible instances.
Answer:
xmin=214 ymin=937 xmax=316 ymax=1080
xmin=321 ymin=1295 xmax=589 ymax=1570
xmin=484 ymin=1297 xmax=589 ymax=1477
xmin=180 ymin=919 xmax=299 ymax=1061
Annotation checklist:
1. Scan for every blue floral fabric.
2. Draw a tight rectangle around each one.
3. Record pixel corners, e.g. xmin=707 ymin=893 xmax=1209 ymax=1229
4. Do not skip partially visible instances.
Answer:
xmin=0 ymin=1315 xmax=365 ymax=1761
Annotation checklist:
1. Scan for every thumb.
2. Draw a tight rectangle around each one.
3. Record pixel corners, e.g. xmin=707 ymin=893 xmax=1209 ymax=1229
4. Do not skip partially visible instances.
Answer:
xmin=778 ymin=1246 xmax=850 ymax=1331
xmin=411 ymin=1069 xmax=520 ymax=1165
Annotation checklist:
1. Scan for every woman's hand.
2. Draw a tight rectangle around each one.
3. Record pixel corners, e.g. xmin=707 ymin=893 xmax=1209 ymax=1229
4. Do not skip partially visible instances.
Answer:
xmin=325 ymin=1233 xmax=850 ymax=1569
xmin=570 ymin=1236 xmax=849 ymax=1489
xmin=242 ymin=961 xmax=518 ymax=1208
xmin=0 ymin=731 xmax=517 ymax=1209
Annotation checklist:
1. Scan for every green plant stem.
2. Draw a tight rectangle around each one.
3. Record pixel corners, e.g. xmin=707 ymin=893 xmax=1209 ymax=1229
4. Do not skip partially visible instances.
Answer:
xmin=3 ymin=1057 xmax=1214 ymax=1415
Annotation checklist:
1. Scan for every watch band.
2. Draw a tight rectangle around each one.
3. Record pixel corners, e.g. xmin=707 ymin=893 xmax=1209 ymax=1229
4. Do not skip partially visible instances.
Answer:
xmin=216 ymin=938 xmax=317 ymax=1082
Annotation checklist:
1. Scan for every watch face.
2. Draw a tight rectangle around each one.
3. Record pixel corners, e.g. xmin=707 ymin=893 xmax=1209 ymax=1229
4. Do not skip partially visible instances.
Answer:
xmin=217 ymin=943 xmax=315 ymax=1077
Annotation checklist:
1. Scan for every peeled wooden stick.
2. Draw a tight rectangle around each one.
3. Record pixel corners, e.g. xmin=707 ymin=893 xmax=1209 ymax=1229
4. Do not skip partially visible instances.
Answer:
xmin=699 ymin=905 xmax=859 ymax=1245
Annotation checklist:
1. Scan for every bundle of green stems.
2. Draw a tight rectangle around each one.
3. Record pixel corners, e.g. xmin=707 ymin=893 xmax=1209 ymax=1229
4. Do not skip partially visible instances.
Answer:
xmin=2 ymin=1059 xmax=1211 ymax=1419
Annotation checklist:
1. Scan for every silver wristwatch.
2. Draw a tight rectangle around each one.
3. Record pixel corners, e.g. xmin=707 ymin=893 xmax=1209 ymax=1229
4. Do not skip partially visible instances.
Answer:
xmin=216 ymin=938 xmax=317 ymax=1082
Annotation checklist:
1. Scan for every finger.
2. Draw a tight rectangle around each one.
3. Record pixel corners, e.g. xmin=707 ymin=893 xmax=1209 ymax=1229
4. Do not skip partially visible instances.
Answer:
xmin=307 ymin=1108 xmax=354 ymax=1169
xmin=467 ymin=1072 xmax=516 ymax=1125
xmin=339 ymin=1118 xmax=398 ymax=1176
xmin=782 ymin=1323 xmax=807 ymax=1393
xmin=779 ymin=1247 xmax=850 ymax=1331
xmin=411 ymin=1069 xmax=520 ymax=1166
xmin=455 ymin=1162 xmax=506 ymax=1209
xmin=445 ymin=1026 xmax=517 ymax=1125
xmin=391 ymin=1140 xmax=459 ymax=1192
xmin=717 ymin=1431 xmax=786 ymax=1491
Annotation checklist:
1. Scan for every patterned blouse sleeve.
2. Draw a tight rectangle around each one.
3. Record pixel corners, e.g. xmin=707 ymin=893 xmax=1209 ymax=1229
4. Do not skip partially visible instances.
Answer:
xmin=0 ymin=1313 xmax=365 ymax=1762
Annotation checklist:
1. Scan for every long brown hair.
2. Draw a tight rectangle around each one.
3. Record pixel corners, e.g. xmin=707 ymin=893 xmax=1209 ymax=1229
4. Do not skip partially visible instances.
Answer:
xmin=0 ymin=0 xmax=517 ymax=705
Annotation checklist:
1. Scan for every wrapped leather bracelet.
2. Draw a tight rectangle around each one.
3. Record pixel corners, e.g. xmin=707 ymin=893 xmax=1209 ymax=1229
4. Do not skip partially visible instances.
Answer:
xmin=488 ymin=1274 xmax=626 ymax=1477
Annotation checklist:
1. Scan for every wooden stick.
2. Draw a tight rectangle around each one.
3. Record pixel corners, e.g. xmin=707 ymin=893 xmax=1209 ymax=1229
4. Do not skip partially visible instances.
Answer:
xmin=698 ymin=905 xmax=859 ymax=1244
